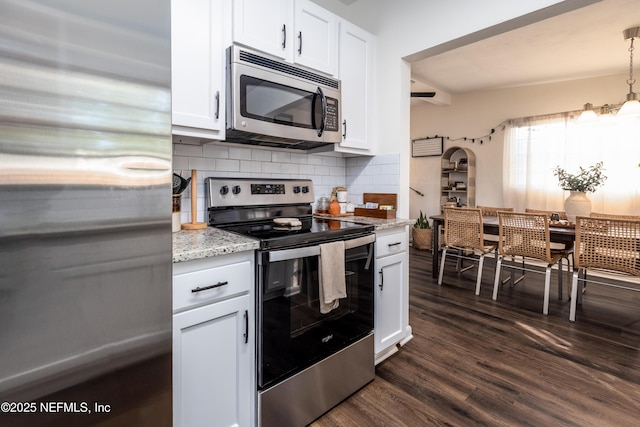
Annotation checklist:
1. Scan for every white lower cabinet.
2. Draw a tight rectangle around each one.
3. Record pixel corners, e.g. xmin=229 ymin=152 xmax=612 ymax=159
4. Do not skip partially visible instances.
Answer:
xmin=374 ymin=226 xmax=412 ymax=364
xmin=172 ymin=252 xmax=255 ymax=427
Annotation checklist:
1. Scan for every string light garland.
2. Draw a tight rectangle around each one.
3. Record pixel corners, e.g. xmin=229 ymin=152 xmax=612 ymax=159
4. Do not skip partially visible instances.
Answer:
xmin=412 ymin=121 xmax=508 ymax=146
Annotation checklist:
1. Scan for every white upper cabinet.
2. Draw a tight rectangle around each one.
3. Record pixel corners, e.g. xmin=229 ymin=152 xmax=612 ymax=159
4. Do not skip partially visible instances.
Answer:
xmin=171 ymin=0 xmax=225 ymax=139
xmin=292 ymin=0 xmax=337 ymax=75
xmin=337 ymin=20 xmax=375 ymax=152
xmin=232 ymin=0 xmax=290 ymax=60
xmin=232 ymin=0 xmax=337 ymax=76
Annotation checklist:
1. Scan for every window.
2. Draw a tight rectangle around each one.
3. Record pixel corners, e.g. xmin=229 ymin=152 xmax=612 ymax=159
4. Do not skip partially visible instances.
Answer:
xmin=503 ymin=114 xmax=640 ymax=215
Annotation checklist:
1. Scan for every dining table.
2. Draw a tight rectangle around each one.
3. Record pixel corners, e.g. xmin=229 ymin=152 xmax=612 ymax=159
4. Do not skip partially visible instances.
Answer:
xmin=428 ymin=214 xmax=576 ymax=279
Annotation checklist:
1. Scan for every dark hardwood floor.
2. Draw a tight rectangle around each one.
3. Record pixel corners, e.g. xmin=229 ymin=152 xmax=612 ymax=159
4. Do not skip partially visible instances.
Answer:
xmin=311 ymin=247 xmax=640 ymax=426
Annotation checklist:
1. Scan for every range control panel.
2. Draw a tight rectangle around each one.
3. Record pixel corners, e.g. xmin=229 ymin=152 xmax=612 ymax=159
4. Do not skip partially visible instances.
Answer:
xmin=206 ymin=177 xmax=314 ymax=208
xmin=251 ymin=183 xmax=286 ymax=195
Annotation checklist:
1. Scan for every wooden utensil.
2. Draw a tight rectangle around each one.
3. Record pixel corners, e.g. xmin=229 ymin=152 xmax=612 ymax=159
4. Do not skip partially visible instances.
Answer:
xmin=181 ymin=169 xmax=207 ymax=230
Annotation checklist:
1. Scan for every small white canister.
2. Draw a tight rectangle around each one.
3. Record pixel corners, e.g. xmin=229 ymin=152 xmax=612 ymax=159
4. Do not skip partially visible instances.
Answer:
xmin=336 ymin=190 xmax=348 ymax=202
xmin=346 ymin=202 xmax=355 ymax=213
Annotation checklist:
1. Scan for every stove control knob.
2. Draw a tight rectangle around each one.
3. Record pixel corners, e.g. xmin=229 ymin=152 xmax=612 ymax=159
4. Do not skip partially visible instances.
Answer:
xmin=293 ymin=186 xmax=301 ymax=194
xmin=232 ymin=185 xmax=241 ymax=195
xmin=219 ymin=185 xmax=229 ymax=195
xmin=301 ymin=186 xmax=309 ymax=194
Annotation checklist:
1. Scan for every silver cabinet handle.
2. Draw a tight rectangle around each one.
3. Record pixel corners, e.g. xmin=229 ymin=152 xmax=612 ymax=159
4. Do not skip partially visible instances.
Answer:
xmin=379 ymin=268 xmax=384 ymax=290
xmin=191 ymin=281 xmax=228 ymax=293
xmin=388 ymin=242 xmax=402 ymax=247
xmin=342 ymin=119 xmax=347 ymax=139
xmin=214 ymin=91 xmax=220 ymax=119
xmin=298 ymin=31 xmax=302 ymax=54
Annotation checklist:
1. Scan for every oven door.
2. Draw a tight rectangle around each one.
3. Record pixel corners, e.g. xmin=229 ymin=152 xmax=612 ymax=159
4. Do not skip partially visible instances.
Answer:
xmin=257 ymin=235 xmax=375 ymax=390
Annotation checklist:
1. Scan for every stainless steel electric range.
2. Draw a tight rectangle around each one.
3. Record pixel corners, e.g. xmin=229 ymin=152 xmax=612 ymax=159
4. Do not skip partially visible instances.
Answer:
xmin=206 ymin=177 xmax=376 ymax=427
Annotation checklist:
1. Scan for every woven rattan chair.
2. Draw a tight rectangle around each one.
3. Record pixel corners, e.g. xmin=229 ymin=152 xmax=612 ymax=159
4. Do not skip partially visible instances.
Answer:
xmin=478 ymin=206 xmax=514 ymax=245
xmin=590 ymin=212 xmax=640 ymax=220
xmin=478 ymin=206 xmax=514 ymax=217
xmin=492 ymin=211 xmax=572 ymax=315
xmin=569 ymin=216 xmax=640 ymax=321
xmin=438 ymin=207 xmax=495 ymax=295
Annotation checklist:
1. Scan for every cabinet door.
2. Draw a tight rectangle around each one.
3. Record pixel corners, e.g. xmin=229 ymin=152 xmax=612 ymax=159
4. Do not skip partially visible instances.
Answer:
xmin=338 ymin=20 xmax=374 ymax=150
xmin=173 ymin=295 xmax=252 ymax=427
xmin=232 ymin=0 xmax=290 ymax=59
xmin=171 ymin=0 xmax=225 ymax=137
xmin=293 ymin=0 xmax=337 ymax=75
xmin=375 ymin=252 xmax=407 ymax=355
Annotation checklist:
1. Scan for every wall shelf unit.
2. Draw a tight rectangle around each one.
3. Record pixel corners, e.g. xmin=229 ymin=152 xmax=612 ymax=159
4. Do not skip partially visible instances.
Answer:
xmin=440 ymin=146 xmax=475 ymax=209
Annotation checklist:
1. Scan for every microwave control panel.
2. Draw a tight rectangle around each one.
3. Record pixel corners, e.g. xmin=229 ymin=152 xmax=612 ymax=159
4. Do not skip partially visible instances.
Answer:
xmin=325 ymin=97 xmax=339 ymax=132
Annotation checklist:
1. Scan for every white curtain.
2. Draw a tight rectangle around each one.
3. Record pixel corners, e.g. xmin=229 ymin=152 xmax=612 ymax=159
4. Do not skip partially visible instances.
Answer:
xmin=503 ymin=113 xmax=640 ymax=215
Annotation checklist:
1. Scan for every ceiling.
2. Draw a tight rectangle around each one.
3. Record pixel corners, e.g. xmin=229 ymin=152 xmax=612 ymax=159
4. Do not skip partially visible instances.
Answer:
xmin=410 ymin=0 xmax=640 ymax=99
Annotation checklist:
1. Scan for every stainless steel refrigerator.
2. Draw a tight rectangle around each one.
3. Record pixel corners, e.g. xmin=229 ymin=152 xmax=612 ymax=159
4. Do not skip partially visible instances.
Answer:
xmin=0 ymin=0 xmax=172 ymax=425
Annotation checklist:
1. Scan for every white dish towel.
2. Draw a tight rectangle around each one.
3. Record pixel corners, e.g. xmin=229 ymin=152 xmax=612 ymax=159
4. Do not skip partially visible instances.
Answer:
xmin=319 ymin=240 xmax=346 ymax=314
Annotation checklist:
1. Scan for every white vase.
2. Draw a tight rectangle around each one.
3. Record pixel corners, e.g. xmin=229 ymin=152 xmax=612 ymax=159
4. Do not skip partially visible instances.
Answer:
xmin=564 ymin=191 xmax=591 ymax=223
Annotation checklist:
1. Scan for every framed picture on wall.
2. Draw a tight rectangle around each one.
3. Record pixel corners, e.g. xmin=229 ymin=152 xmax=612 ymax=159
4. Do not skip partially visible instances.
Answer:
xmin=412 ymin=136 xmax=443 ymax=157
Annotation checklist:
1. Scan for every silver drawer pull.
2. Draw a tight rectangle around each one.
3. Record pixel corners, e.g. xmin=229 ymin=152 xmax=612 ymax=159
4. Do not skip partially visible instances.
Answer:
xmin=388 ymin=242 xmax=402 ymax=247
xmin=191 ymin=281 xmax=228 ymax=293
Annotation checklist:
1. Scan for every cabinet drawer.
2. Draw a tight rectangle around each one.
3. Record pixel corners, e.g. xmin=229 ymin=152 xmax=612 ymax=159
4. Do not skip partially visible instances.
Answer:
xmin=376 ymin=229 xmax=408 ymax=258
xmin=173 ymin=260 xmax=252 ymax=312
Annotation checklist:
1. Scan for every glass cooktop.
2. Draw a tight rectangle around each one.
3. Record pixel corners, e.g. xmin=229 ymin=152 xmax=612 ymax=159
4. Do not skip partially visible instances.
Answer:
xmin=219 ymin=216 xmax=374 ymax=250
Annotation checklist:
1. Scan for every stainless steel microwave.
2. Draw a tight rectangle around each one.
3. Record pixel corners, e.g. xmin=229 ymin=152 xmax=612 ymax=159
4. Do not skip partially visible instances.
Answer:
xmin=226 ymin=45 xmax=341 ymax=151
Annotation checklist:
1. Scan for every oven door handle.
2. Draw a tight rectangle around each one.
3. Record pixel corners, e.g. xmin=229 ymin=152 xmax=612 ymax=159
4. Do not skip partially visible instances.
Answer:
xmin=269 ymin=245 xmax=320 ymax=263
xmin=267 ymin=234 xmax=375 ymax=263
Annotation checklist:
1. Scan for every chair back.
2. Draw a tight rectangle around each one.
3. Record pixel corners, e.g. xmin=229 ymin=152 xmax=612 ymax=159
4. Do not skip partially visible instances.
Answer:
xmin=498 ymin=211 xmax=552 ymax=263
xmin=574 ymin=216 xmax=640 ymax=275
xmin=525 ymin=208 xmax=567 ymax=221
xmin=443 ymin=207 xmax=484 ymax=249
xmin=478 ymin=206 xmax=514 ymax=217
xmin=590 ymin=212 xmax=640 ymax=220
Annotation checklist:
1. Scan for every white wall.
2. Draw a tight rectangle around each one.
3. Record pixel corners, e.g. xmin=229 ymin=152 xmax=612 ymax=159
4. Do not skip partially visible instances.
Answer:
xmin=313 ymin=0 xmax=579 ymax=218
xmin=409 ymin=73 xmax=627 ymax=221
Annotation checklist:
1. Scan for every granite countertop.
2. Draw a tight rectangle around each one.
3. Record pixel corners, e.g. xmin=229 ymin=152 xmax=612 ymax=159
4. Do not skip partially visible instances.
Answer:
xmin=172 ymin=216 xmax=415 ymax=263
xmin=172 ymin=227 xmax=259 ymax=263
xmin=333 ymin=215 xmax=415 ymax=230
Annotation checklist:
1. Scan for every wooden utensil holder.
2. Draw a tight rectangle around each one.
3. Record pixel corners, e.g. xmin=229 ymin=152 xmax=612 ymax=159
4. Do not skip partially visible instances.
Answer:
xmin=181 ymin=169 xmax=207 ymax=230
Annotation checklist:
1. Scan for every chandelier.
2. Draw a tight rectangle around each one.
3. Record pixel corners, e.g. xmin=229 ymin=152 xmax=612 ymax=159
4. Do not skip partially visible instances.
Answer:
xmin=579 ymin=26 xmax=640 ymax=120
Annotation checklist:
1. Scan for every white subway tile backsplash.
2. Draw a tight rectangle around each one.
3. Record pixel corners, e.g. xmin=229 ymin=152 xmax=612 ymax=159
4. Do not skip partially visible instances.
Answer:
xmin=240 ymin=160 xmax=262 ymax=173
xmin=280 ymin=163 xmax=300 ymax=174
xmin=174 ymin=143 xmax=203 ymax=157
xmin=251 ymin=149 xmax=272 ymax=162
xmin=229 ymin=147 xmax=253 ymax=160
xmin=172 ymin=155 xmax=190 ymax=170
xmin=215 ymin=159 xmax=240 ymax=172
xmin=172 ymin=142 xmax=400 ymax=222
xmin=202 ymin=145 xmax=229 ymax=159
xmin=189 ymin=156 xmax=215 ymax=171
xmin=308 ymin=156 xmax=324 ymax=166
xmin=261 ymin=162 xmax=282 ymax=174
xmin=271 ymin=151 xmax=291 ymax=163
xmin=381 ymin=163 xmax=400 ymax=175
xmin=321 ymin=156 xmax=337 ymax=166
xmin=290 ymin=153 xmax=308 ymax=164
xmin=314 ymin=165 xmax=331 ymax=176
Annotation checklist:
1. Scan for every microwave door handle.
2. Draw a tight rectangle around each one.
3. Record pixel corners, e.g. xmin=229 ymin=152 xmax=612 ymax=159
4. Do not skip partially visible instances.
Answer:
xmin=315 ymin=86 xmax=326 ymax=137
